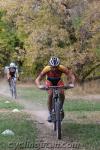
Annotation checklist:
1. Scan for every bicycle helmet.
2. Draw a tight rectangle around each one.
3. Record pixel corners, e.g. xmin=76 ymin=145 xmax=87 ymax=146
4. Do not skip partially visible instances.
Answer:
xmin=10 ymin=62 xmax=16 ymax=67
xmin=49 ymin=57 xmax=60 ymax=66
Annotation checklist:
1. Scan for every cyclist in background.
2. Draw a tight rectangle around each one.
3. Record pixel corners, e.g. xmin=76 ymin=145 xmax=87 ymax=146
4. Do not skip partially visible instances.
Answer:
xmin=7 ymin=62 xmax=19 ymax=87
xmin=35 ymin=57 xmax=75 ymax=122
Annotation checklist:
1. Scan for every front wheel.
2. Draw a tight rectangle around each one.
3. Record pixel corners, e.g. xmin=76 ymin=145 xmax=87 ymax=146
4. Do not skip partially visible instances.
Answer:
xmin=13 ymin=85 xmax=17 ymax=99
xmin=10 ymin=79 xmax=17 ymax=99
xmin=56 ymin=101 xmax=61 ymax=139
xmin=52 ymin=111 xmax=56 ymax=131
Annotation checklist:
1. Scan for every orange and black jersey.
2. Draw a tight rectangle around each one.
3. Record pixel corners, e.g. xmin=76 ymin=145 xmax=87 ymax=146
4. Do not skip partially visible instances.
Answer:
xmin=40 ymin=65 xmax=70 ymax=82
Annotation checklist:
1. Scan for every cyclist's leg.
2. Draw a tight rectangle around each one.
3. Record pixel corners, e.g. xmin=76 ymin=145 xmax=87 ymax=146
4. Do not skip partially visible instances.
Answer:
xmin=8 ymin=77 xmax=11 ymax=89
xmin=57 ymin=80 xmax=65 ymax=119
xmin=14 ymin=77 xmax=17 ymax=87
xmin=45 ymin=80 xmax=53 ymax=122
xmin=57 ymin=80 xmax=65 ymax=108
xmin=8 ymin=78 xmax=11 ymax=87
xmin=59 ymin=94 xmax=65 ymax=109
xmin=45 ymin=80 xmax=53 ymax=112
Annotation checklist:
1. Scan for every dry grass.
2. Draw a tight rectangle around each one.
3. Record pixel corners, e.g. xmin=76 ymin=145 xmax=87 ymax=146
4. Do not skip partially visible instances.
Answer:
xmin=64 ymin=111 xmax=100 ymax=124
xmin=66 ymin=80 xmax=100 ymax=96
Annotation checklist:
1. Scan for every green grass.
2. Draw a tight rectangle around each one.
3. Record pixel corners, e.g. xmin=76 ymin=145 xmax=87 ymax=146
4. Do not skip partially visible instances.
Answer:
xmin=18 ymin=84 xmax=100 ymax=150
xmin=0 ymin=90 xmax=37 ymax=150
xmin=18 ymin=86 xmax=48 ymax=106
xmin=64 ymin=100 xmax=100 ymax=111
xmin=0 ymin=96 xmax=23 ymax=110
xmin=62 ymin=123 xmax=100 ymax=150
xmin=0 ymin=112 xmax=37 ymax=150
xmin=18 ymin=85 xmax=100 ymax=111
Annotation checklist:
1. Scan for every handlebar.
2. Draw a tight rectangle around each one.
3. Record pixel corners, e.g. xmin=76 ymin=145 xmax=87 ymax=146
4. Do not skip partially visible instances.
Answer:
xmin=39 ymin=85 xmax=74 ymax=90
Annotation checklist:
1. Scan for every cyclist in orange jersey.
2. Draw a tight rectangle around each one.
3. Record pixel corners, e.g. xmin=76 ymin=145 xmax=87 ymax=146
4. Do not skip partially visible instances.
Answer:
xmin=35 ymin=57 xmax=75 ymax=122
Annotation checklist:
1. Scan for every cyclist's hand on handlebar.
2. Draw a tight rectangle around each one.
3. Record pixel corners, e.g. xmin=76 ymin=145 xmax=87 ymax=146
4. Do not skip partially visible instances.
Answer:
xmin=65 ymin=83 xmax=74 ymax=89
xmin=38 ymin=85 xmax=44 ymax=89
xmin=38 ymin=85 xmax=48 ymax=90
xmin=68 ymin=83 xmax=74 ymax=88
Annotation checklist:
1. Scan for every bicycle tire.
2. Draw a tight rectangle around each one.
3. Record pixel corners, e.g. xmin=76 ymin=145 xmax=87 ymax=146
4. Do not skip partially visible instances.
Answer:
xmin=53 ymin=104 xmax=56 ymax=131
xmin=10 ymin=78 xmax=17 ymax=99
xmin=10 ymin=79 xmax=14 ymax=98
xmin=11 ymin=88 xmax=13 ymax=97
xmin=56 ymin=101 xmax=61 ymax=139
xmin=13 ymin=84 xmax=17 ymax=99
xmin=52 ymin=97 xmax=56 ymax=131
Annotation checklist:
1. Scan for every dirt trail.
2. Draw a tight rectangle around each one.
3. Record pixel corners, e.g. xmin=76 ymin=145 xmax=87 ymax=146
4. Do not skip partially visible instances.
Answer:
xmin=0 ymin=79 xmax=100 ymax=150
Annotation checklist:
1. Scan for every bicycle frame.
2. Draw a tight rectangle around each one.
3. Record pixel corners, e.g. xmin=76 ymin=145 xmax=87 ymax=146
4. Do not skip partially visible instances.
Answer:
xmin=40 ymin=85 xmax=73 ymax=140
xmin=47 ymin=86 xmax=66 ymax=140
xmin=52 ymin=87 xmax=62 ymax=121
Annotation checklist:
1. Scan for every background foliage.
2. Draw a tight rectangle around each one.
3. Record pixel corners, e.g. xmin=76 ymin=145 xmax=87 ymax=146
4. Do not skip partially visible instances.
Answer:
xmin=0 ymin=0 xmax=100 ymax=82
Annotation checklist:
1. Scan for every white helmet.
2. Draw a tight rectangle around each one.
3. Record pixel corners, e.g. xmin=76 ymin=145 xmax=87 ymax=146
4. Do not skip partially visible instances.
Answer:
xmin=49 ymin=57 xmax=60 ymax=67
xmin=10 ymin=62 xmax=15 ymax=67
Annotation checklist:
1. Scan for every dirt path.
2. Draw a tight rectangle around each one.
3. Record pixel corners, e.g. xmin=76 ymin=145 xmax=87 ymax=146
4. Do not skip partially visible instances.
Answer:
xmin=0 ymin=80 xmax=84 ymax=150
xmin=0 ymin=79 xmax=100 ymax=150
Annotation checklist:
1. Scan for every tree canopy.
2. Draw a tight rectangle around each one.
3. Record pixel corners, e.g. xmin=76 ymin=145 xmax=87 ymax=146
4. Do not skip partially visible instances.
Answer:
xmin=0 ymin=0 xmax=100 ymax=82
